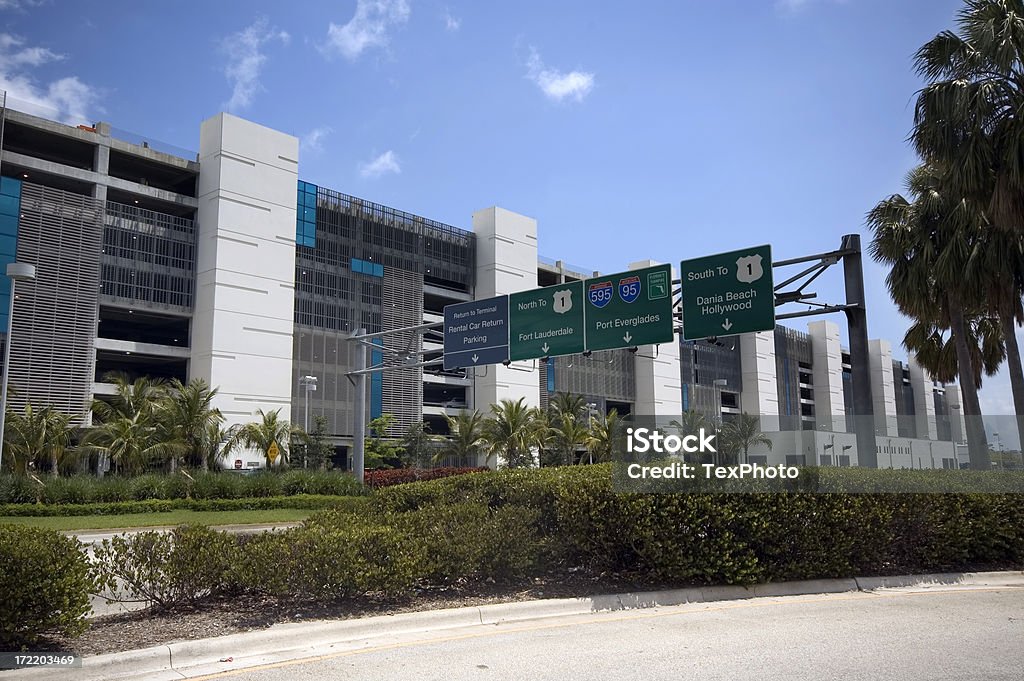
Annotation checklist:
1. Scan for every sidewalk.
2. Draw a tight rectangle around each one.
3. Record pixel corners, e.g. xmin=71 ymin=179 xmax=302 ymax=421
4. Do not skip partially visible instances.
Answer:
xmin=12 ymin=571 xmax=1024 ymax=681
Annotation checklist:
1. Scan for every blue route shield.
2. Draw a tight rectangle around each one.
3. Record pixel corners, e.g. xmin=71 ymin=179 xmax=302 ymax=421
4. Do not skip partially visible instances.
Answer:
xmin=588 ymin=280 xmax=613 ymax=308
xmin=618 ymin=275 xmax=641 ymax=303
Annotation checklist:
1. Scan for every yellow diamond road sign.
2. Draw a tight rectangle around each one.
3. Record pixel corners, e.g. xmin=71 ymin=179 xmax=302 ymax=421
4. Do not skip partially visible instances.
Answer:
xmin=267 ymin=441 xmax=280 ymax=463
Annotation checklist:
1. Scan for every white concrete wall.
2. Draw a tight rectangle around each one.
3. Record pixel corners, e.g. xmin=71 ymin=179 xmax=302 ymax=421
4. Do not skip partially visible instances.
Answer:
xmin=739 ymin=330 xmax=779 ymax=418
xmin=630 ymin=260 xmax=682 ymax=417
xmin=744 ymin=430 xmax=956 ymax=469
xmin=908 ymin=355 xmax=938 ymax=441
xmin=192 ymin=113 xmax=299 ymax=461
xmin=471 ymin=207 xmax=540 ymax=412
xmin=809 ymin=320 xmax=845 ymax=431
xmin=868 ymin=339 xmax=898 ymax=436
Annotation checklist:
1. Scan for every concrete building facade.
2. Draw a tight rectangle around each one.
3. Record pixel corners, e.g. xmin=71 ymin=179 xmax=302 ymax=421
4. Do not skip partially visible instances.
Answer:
xmin=0 ymin=104 xmax=969 ymax=470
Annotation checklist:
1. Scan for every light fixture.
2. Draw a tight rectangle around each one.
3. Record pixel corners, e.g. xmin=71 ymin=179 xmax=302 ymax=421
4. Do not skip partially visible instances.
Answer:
xmin=21 ymin=173 xmax=28 ymax=179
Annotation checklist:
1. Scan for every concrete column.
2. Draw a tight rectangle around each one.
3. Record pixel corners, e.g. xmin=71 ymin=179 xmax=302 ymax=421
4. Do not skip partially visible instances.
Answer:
xmin=630 ymin=260 xmax=682 ymax=418
xmin=471 ymin=206 xmax=540 ymax=412
xmin=808 ymin=319 xmax=845 ymax=431
xmin=868 ymin=339 xmax=898 ymax=436
xmin=191 ymin=113 xmax=299 ymax=440
xmin=908 ymin=355 xmax=938 ymax=440
xmin=739 ymin=330 xmax=779 ymax=427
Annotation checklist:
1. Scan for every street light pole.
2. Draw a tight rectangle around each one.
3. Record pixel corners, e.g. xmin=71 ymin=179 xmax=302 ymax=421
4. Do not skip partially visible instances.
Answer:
xmin=299 ymin=375 xmax=317 ymax=469
xmin=0 ymin=262 xmax=36 ymax=474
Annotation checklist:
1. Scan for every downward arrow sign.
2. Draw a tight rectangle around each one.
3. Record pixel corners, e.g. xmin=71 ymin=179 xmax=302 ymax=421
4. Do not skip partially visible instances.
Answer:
xmin=541 ymin=342 xmax=550 ymax=354
xmin=471 ymin=354 xmax=479 ymax=363
xmin=721 ymin=319 xmax=733 ymax=331
xmin=623 ymin=332 xmax=633 ymax=344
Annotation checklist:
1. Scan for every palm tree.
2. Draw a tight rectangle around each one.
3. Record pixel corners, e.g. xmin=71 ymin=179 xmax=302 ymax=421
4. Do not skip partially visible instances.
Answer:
xmin=912 ymin=0 xmax=1024 ymax=232
xmin=200 ymin=422 xmax=231 ymax=471
xmin=162 ymin=379 xmax=224 ymax=472
xmin=80 ymin=412 xmax=186 ymax=476
xmin=439 ymin=410 xmax=487 ymax=465
xmin=903 ymin=316 xmax=1005 ymax=388
xmin=586 ymin=408 xmax=624 ymax=463
xmin=92 ymin=372 xmax=167 ymax=423
xmin=5 ymin=403 xmax=75 ymax=476
xmin=970 ymin=227 xmax=1024 ymax=445
xmin=720 ymin=413 xmax=772 ymax=466
xmin=867 ymin=164 xmax=991 ymax=468
xmin=669 ymin=410 xmax=713 ymax=463
xmin=549 ymin=392 xmax=587 ymax=421
xmin=549 ymin=411 xmax=592 ymax=466
xmin=483 ymin=398 xmax=537 ymax=468
xmin=87 ymin=372 xmax=173 ymax=474
xmin=224 ymin=409 xmax=300 ymax=468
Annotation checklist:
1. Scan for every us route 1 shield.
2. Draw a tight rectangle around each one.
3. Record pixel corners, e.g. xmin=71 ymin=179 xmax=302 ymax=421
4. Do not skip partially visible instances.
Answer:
xmin=443 ymin=296 xmax=510 ymax=370
xmin=680 ymin=244 xmax=774 ymax=340
xmin=583 ymin=263 xmax=675 ymax=352
xmin=508 ymin=281 xmax=585 ymax=361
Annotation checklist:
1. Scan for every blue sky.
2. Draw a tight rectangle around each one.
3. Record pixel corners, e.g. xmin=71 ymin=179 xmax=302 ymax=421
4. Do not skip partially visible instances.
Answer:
xmin=1 ymin=0 xmax=1019 ymax=423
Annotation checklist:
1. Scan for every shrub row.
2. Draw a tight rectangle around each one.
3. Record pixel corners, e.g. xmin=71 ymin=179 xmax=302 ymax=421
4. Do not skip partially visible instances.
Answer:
xmin=0 ymin=526 xmax=94 ymax=647
xmin=0 ymin=470 xmax=366 ymax=505
xmin=8 ymin=465 xmax=1023 ymax=646
xmin=0 ymin=494 xmax=370 ymax=517
xmin=363 ymin=467 xmax=488 ymax=489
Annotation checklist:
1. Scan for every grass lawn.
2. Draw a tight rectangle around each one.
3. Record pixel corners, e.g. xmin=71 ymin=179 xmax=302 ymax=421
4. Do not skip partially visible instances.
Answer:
xmin=0 ymin=508 xmax=314 ymax=531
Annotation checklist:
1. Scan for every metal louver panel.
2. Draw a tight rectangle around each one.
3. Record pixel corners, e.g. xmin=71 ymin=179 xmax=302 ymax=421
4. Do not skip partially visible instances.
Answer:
xmin=382 ymin=266 xmax=423 ymax=436
xmin=9 ymin=183 xmax=102 ymax=423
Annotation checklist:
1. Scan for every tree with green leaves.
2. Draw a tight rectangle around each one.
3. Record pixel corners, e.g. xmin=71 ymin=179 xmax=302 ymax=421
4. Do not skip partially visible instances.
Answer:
xmin=483 ymin=397 xmax=537 ymax=468
xmin=867 ymin=164 xmax=992 ymax=469
xmin=400 ymin=420 xmax=435 ymax=468
xmin=548 ymin=410 xmax=591 ymax=466
xmin=439 ymin=410 xmax=487 ymax=465
xmin=669 ymin=410 xmax=714 ymax=463
xmin=86 ymin=372 xmax=179 ymax=475
xmin=161 ymin=378 xmax=224 ymax=472
xmin=586 ymin=408 xmax=624 ymax=464
xmin=303 ymin=414 xmax=334 ymax=471
xmin=364 ymin=413 xmax=402 ymax=469
xmin=5 ymin=404 xmax=76 ymax=476
xmin=912 ymin=0 xmax=1024 ymax=233
xmin=720 ymin=413 xmax=772 ymax=466
xmin=224 ymin=408 xmax=301 ymax=469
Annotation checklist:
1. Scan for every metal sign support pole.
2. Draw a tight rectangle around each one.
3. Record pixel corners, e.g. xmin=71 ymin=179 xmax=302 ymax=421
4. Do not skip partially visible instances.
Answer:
xmin=841 ymin=234 xmax=878 ymax=468
xmin=351 ymin=328 xmax=367 ymax=484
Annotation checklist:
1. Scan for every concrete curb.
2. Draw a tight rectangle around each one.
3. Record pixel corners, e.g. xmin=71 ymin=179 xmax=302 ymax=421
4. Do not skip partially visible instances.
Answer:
xmin=15 ymin=570 xmax=1024 ymax=680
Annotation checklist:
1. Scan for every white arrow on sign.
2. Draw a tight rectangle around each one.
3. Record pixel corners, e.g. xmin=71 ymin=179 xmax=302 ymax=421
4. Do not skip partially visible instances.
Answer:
xmin=541 ymin=342 xmax=550 ymax=354
xmin=722 ymin=319 xmax=733 ymax=331
xmin=623 ymin=332 xmax=633 ymax=344
xmin=472 ymin=354 xmax=479 ymax=363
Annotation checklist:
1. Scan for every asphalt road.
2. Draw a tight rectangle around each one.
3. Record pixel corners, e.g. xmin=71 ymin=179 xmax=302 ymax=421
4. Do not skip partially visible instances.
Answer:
xmin=201 ymin=588 xmax=1023 ymax=681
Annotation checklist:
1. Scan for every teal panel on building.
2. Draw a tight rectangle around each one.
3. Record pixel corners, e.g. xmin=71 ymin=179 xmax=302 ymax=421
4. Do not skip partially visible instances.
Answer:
xmin=295 ymin=180 xmax=317 ymax=247
xmin=0 ymin=177 xmax=22 ymax=332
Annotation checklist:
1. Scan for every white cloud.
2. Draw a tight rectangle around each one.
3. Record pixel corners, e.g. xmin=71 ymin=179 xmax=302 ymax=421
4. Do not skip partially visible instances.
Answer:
xmin=0 ymin=0 xmax=46 ymax=11
xmin=0 ymin=33 xmax=98 ymax=124
xmin=221 ymin=18 xmax=290 ymax=112
xmin=300 ymin=126 xmax=333 ymax=153
xmin=443 ymin=8 xmax=461 ymax=32
xmin=359 ymin=150 xmax=401 ymax=178
xmin=526 ymin=47 xmax=594 ymax=103
xmin=323 ymin=0 xmax=410 ymax=60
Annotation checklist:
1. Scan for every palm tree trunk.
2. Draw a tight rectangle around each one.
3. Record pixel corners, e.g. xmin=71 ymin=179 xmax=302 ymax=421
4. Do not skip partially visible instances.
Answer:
xmin=999 ymin=314 xmax=1024 ymax=452
xmin=949 ymin=298 xmax=991 ymax=470
xmin=51 ymin=452 xmax=58 ymax=477
xmin=169 ymin=455 xmax=177 ymax=474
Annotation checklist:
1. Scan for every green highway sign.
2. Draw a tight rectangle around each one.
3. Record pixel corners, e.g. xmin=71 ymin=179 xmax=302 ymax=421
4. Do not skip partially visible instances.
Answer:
xmin=680 ymin=244 xmax=774 ymax=341
xmin=584 ymin=264 xmax=675 ymax=351
xmin=509 ymin=281 xmax=585 ymax=361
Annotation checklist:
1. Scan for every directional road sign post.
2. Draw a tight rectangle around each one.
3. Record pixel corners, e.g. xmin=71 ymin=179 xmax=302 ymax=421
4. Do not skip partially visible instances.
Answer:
xmin=443 ymin=296 xmax=510 ymax=370
xmin=584 ymin=264 xmax=675 ymax=351
xmin=680 ymin=245 xmax=774 ymax=340
xmin=509 ymin=281 xmax=585 ymax=361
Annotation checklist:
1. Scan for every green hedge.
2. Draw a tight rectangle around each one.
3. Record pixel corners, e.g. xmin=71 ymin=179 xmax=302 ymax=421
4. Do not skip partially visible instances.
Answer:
xmin=0 ymin=525 xmax=95 ymax=647
xmin=373 ymin=465 xmax=1024 ymax=583
xmin=0 ymin=471 xmax=367 ymax=505
xmin=0 ymin=494 xmax=370 ymax=517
